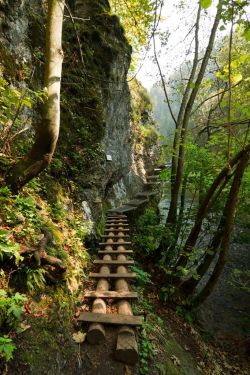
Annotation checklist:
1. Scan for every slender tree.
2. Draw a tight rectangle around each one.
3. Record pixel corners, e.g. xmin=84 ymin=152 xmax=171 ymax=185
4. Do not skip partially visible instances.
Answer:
xmin=6 ymin=0 xmax=65 ymax=193
xmin=166 ymin=1 xmax=222 ymax=226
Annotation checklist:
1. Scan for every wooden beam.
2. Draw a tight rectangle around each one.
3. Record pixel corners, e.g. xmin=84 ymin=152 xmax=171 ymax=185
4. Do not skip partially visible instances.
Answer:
xmin=101 ymin=235 xmax=130 ymax=239
xmin=105 ymin=224 xmax=129 ymax=227
xmin=87 ymin=262 xmax=110 ymax=344
xmin=98 ymin=250 xmax=133 ymax=255
xmin=83 ymin=291 xmax=138 ymax=299
xmin=104 ymin=228 xmax=129 ymax=232
xmin=107 ymin=215 xmax=127 ymax=219
xmin=78 ymin=312 xmax=143 ymax=326
xmin=94 ymin=260 xmax=134 ymax=265
xmin=99 ymin=242 xmax=132 ymax=246
xmin=90 ymin=272 xmax=136 ymax=279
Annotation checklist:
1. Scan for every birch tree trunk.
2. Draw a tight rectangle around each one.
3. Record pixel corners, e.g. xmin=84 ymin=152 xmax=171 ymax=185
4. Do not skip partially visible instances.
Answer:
xmin=6 ymin=0 xmax=65 ymax=193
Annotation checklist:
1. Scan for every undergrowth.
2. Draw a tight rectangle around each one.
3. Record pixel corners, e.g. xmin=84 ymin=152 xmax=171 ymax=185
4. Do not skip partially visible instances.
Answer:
xmin=0 ymin=178 xmax=92 ymax=366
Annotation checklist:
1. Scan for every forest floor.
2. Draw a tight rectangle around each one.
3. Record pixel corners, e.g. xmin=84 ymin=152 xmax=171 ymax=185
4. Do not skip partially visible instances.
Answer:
xmin=4 ymin=283 xmax=249 ymax=375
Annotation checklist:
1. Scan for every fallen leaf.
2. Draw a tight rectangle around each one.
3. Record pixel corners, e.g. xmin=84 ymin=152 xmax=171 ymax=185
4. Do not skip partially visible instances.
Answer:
xmin=171 ymin=355 xmax=180 ymax=366
xmin=16 ymin=322 xmax=31 ymax=334
xmin=72 ymin=331 xmax=86 ymax=344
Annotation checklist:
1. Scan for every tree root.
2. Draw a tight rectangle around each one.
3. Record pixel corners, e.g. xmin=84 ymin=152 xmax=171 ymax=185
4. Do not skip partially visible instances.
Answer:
xmin=19 ymin=227 xmax=67 ymax=278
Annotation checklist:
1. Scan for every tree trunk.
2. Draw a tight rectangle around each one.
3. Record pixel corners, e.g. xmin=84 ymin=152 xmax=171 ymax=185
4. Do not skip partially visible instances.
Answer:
xmin=175 ymin=144 xmax=250 ymax=271
xmin=193 ymin=149 xmax=250 ymax=306
xmin=5 ymin=0 xmax=65 ymax=193
xmin=167 ymin=4 xmax=201 ymax=225
xmin=167 ymin=1 xmax=222 ymax=225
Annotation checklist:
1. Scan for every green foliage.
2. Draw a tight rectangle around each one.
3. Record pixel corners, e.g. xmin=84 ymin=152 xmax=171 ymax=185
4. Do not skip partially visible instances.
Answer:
xmin=0 ymin=230 xmax=21 ymax=266
xmin=22 ymin=267 xmax=47 ymax=293
xmin=176 ymin=305 xmax=197 ymax=324
xmin=139 ymin=125 xmax=159 ymax=148
xmin=139 ymin=329 xmax=157 ymax=374
xmin=110 ymin=0 xmax=159 ymax=50
xmin=0 ymin=336 xmax=16 ymax=362
xmin=200 ymin=0 xmax=212 ymax=9
xmin=133 ymin=208 xmax=164 ymax=256
xmin=131 ymin=265 xmax=152 ymax=287
xmin=0 ymin=289 xmax=26 ymax=329
xmin=0 ymin=75 xmax=47 ymax=154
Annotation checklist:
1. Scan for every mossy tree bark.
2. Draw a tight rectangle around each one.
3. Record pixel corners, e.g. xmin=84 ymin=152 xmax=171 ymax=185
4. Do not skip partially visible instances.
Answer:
xmin=6 ymin=0 xmax=65 ymax=193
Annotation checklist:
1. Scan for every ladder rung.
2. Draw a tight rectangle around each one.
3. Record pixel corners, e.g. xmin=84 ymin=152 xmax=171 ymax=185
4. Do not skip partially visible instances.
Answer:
xmin=90 ymin=272 xmax=136 ymax=279
xmin=94 ymin=260 xmax=134 ymax=265
xmin=78 ymin=312 xmax=143 ymax=326
xmin=98 ymin=250 xmax=133 ymax=254
xmin=99 ymin=242 xmax=132 ymax=246
xmin=101 ymin=235 xmax=130 ymax=239
xmin=83 ymin=291 xmax=138 ymax=299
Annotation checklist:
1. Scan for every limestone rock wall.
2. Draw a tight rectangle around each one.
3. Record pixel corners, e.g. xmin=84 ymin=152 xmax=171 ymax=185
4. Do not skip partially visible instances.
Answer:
xmin=0 ymin=0 xmax=158 ymax=221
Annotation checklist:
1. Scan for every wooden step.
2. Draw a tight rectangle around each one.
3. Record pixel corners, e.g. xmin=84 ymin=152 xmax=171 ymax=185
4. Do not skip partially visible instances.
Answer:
xmin=106 ymin=218 xmax=128 ymax=221
xmin=83 ymin=291 xmax=138 ymax=299
xmin=99 ymin=241 xmax=132 ymax=246
xmin=126 ymin=199 xmax=148 ymax=207
xmin=104 ymin=228 xmax=129 ymax=232
xmin=98 ymin=250 xmax=133 ymax=255
xmin=78 ymin=312 xmax=143 ymax=326
xmin=101 ymin=235 xmax=130 ymax=238
xmin=111 ymin=206 xmax=137 ymax=213
xmin=90 ymin=272 xmax=136 ymax=279
xmin=105 ymin=223 xmax=129 ymax=228
xmin=107 ymin=215 xmax=127 ymax=218
xmin=94 ymin=260 xmax=134 ymax=265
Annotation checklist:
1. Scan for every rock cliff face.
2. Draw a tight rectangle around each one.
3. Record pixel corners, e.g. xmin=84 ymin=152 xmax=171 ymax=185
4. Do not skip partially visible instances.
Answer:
xmin=0 ymin=0 xmax=158 ymax=221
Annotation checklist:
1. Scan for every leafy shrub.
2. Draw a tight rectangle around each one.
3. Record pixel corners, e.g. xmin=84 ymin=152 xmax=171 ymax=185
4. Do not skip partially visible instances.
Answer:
xmin=131 ymin=265 xmax=152 ymax=288
xmin=0 ymin=336 xmax=16 ymax=362
xmin=0 ymin=230 xmax=21 ymax=265
xmin=13 ymin=267 xmax=47 ymax=293
xmin=0 ymin=289 xmax=26 ymax=329
xmin=133 ymin=208 xmax=164 ymax=256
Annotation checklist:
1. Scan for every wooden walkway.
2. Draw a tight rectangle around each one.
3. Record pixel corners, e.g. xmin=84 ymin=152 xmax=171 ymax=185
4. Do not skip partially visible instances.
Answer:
xmin=78 ymin=165 xmax=167 ymax=364
xmin=78 ymin=213 xmax=142 ymax=364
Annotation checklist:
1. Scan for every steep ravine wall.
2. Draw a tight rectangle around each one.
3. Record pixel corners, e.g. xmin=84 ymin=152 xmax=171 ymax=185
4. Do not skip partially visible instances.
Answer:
xmin=0 ymin=0 xmax=157 ymax=222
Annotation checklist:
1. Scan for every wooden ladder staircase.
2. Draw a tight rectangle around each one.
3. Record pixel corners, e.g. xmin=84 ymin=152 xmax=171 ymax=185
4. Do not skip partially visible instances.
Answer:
xmin=78 ymin=213 xmax=142 ymax=365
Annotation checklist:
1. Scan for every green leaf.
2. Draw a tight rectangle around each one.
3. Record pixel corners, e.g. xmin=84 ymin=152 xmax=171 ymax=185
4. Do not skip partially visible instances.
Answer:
xmin=231 ymin=73 xmax=242 ymax=84
xmin=200 ymin=0 xmax=212 ymax=9
xmin=243 ymin=28 xmax=250 ymax=42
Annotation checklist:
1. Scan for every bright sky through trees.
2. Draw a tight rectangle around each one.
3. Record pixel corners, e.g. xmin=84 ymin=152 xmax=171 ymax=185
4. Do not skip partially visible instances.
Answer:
xmin=137 ymin=0 xmax=219 ymax=89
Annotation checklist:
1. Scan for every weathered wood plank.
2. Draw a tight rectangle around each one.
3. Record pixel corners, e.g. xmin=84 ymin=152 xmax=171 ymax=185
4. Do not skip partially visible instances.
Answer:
xmin=83 ymin=291 xmax=138 ymax=299
xmin=94 ymin=260 xmax=134 ymax=265
xmin=135 ymin=191 xmax=158 ymax=198
xmin=105 ymin=223 xmax=129 ymax=227
xmin=101 ymin=235 xmax=130 ymax=239
xmin=98 ymin=250 xmax=133 ymax=255
xmin=110 ymin=206 xmax=137 ymax=213
xmin=99 ymin=242 xmax=132 ymax=246
xmin=104 ymin=228 xmax=129 ymax=232
xmin=106 ymin=218 xmax=128 ymax=221
xmin=78 ymin=312 xmax=143 ymax=326
xmin=107 ymin=215 xmax=127 ymax=219
xmin=90 ymin=272 xmax=136 ymax=279
xmin=126 ymin=199 xmax=149 ymax=207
